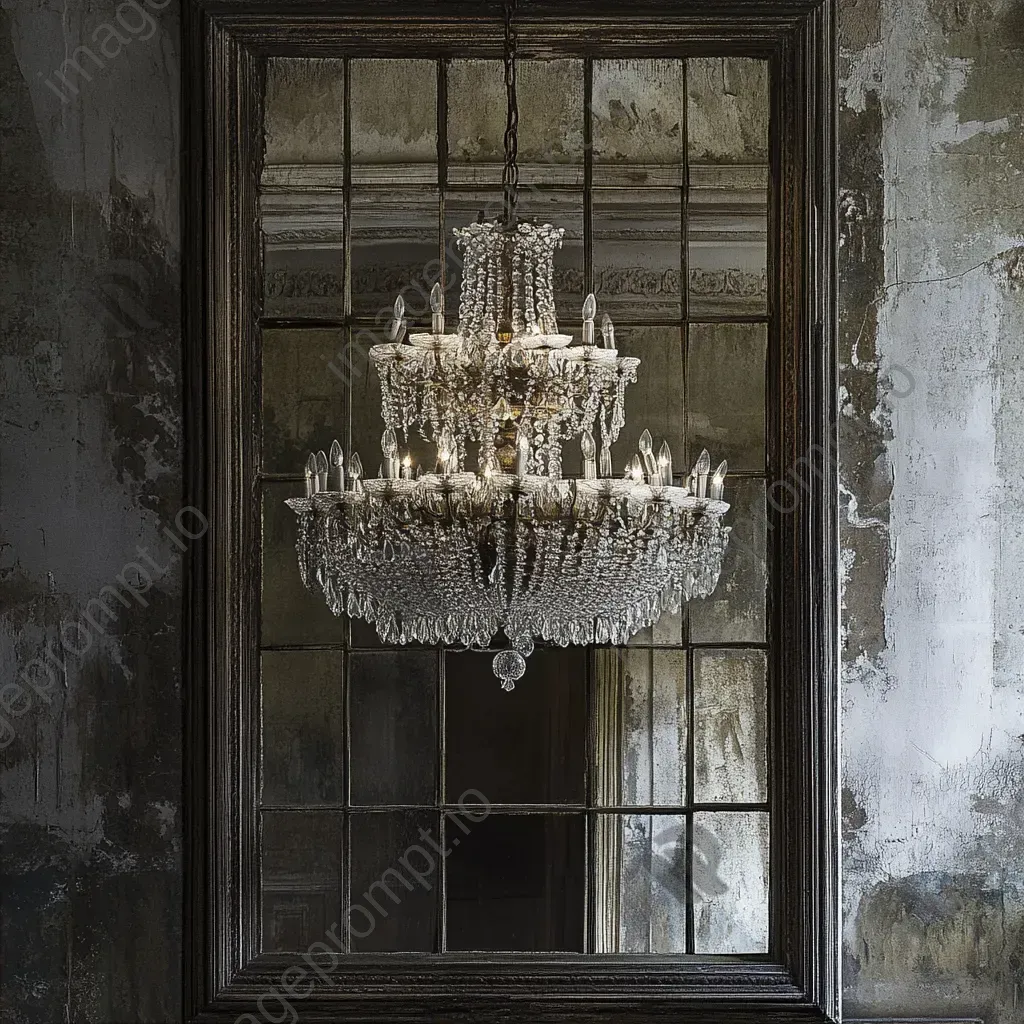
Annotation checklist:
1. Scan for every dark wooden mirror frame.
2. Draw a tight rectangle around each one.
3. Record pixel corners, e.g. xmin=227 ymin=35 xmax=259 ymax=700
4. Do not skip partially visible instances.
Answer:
xmin=182 ymin=1 xmax=838 ymax=1020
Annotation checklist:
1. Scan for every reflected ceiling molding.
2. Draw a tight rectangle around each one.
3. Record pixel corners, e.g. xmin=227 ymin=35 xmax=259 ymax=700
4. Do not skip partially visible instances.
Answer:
xmin=264 ymin=263 xmax=767 ymax=305
xmin=261 ymin=160 xmax=768 ymax=315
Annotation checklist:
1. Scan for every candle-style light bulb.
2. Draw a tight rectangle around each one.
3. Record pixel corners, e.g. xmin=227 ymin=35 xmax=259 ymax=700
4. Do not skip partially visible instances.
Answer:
xmin=315 ymin=450 xmax=329 ymax=492
xmin=600 ymin=312 xmax=615 ymax=350
xmin=625 ymin=454 xmax=644 ymax=483
xmin=349 ymin=452 xmax=364 ymax=493
xmin=430 ymin=281 xmax=445 ymax=335
xmin=437 ymin=428 xmax=455 ymax=477
xmin=329 ymin=439 xmax=344 ymax=491
xmin=388 ymin=294 xmax=407 ymax=344
xmin=657 ymin=440 xmax=672 ymax=487
xmin=694 ymin=448 xmax=711 ymax=498
xmin=381 ymin=428 xmax=400 ymax=479
xmin=481 ymin=453 xmax=501 ymax=479
xmin=401 ymin=454 xmax=413 ymax=480
xmin=515 ymin=428 xmax=531 ymax=476
xmin=389 ymin=319 xmax=408 ymax=345
xmin=711 ymin=460 xmax=728 ymax=500
xmin=581 ymin=430 xmax=597 ymax=481
xmin=638 ymin=429 xmax=657 ymax=482
xmin=305 ymin=452 xmax=317 ymax=496
xmin=582 ymin=292 xmax=597 ymax=345
xmin=600 ymin=445 xmax=613 ymax=478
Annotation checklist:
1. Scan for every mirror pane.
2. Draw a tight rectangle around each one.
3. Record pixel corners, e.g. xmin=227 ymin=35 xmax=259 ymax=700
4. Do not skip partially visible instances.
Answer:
xmin=349 ymin=651 xmax=438 ymax=805
xmin=687 ymin=58 xmax=769 ymax=166
xmin=687 ymin=171 xmax=767 ymax=318
xmin=262 ymin=650 xmax=344 ymax=806
xmin=693 ymin=649 xmax=767 ymax=804
xmin=262 ymin=190 xmax=345 ymax=319
xmin=262 ymin=811 xmax=343 ymax=952
xmin=262 ymin=328 xmax=346 ymax=474
xmin=264 ymin=57 xmax=345 ymax=166
xmin=592 ymin=59 xmax=685 ymax=186
xmin=350 ymin=188 xmax=439 ymax=317
xmin=686 ymin=322 xmax=767 ymax=472
xmin=350 ymin=59 xmax=437 ymax=183
xmin=445 ymin=649 xmax=586 ymax=806
xmin=692 ymin=810 xmax=769 ymax=953
xmin=448 ymin=59 xmax=584 ymax=185
xmin=445 ymin=812 xmax=586 ymax=951
xmin=592 ymin=188 xmax=682 ymax=321
xmin=592 ymin=813 xmax=688 ymax=953
xmin=349 ymin=811 xmax=440 ymax=951
xmin=593 ymin=649 xmax=687 ymax=807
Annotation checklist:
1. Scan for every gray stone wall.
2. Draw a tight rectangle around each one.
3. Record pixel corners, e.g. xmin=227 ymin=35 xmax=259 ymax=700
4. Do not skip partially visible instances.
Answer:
xmin=1 ymin=0 xmax=1022 ymax=1020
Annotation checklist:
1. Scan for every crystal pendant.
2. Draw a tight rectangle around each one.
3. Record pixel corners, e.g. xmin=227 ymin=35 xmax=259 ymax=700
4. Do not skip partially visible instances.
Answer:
xmin=493 ymin=649 xmax=527 ymax=692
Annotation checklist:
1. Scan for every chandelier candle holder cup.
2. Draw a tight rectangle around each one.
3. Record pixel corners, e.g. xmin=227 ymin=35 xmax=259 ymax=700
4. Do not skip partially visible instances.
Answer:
xmin=286 ymin=0 xmax=731 ymax=688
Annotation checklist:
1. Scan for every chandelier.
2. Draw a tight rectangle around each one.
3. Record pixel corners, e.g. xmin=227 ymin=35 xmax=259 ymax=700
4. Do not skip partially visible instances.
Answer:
xmin=286 ymin=2 xmax=732 ymax=690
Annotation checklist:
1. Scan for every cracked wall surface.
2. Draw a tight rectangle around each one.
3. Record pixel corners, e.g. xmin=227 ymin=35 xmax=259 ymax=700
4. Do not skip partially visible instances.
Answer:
xmin=1 ymin=0 xmax=1023 ymax=1020
xmin=839 ymin=0 xmax=1024 ymax=1019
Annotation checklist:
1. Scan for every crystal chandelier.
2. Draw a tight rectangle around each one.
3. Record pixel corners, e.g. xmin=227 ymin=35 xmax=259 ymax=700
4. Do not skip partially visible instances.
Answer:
xmin=287 ymin=1 xmax=732 ymax=689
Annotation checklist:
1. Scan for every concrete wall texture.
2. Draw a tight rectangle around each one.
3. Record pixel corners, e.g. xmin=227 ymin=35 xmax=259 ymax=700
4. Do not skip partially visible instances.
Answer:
xmin=1 ymin=0 xmax=1022 ymax=1021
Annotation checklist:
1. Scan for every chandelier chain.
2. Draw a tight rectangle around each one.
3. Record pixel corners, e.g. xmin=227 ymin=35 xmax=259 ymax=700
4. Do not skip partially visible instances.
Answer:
xmin=502 ymin=0 xmax=519 ymax=224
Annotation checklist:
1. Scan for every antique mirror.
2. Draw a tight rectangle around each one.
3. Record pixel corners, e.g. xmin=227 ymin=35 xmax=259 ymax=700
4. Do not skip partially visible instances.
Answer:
xmin=184 ymin=2 xmax=838 ymax=1020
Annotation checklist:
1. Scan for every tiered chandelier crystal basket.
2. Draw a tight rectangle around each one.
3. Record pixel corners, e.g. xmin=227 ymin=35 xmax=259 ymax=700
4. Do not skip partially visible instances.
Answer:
xmin=286 ymin=2 xmax=731 ymax=690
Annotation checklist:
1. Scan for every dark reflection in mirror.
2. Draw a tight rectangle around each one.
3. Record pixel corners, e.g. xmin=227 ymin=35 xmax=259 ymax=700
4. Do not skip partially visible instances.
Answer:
xmin=350 ymin=811 xmax=440 ymax=952
xmin=256 ymin=52 xmax=776 ymax=959
xmin=446 ymin=813 xmax=586 ymax=952
xmin=349 ymin=651 xmax=438 ymax=806
xmin=445 ymin=649 xmax=587 ymax=806
xmin=262 ymin=811 xmax=343 ymax=952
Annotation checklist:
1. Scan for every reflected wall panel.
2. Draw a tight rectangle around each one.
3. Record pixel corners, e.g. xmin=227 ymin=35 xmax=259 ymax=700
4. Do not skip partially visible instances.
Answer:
xmin=692 ymin=811 xmax=769 ymax=954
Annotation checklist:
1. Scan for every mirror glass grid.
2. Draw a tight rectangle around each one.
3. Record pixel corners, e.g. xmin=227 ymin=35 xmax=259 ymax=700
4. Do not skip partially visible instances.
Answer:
xmin=259 ymin=56 xmax=770 ymax=956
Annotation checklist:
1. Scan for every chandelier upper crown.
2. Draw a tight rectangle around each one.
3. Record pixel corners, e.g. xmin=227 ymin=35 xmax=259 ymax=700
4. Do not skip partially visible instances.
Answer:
xmin=453 ymin=220 xmax=567 ymax=342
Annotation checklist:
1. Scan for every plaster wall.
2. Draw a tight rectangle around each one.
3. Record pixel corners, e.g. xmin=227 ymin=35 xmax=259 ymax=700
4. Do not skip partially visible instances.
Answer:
xmin=0 ymin=0 xmax=1022 ymax=1020
xmin=839 ymin=0 xmax=1024 ymax=1018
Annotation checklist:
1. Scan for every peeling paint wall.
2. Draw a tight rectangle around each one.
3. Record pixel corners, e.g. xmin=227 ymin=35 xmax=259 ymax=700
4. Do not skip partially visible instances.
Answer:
xmin=839 ymin=0 xmax=1024 ymax=1020
xmin=1 ymin=0 xmax=1023 ymax=1020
